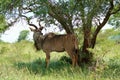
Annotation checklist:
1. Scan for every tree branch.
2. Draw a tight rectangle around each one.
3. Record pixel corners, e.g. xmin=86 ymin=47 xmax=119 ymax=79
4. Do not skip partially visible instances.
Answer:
xmin=7 ymin=17 xmax=20 ymax=26
xmin=95 ymin=0 xmax=114 ymax=33
xmin=47 ymin=2 xmax=74 ymax=33
xmin=22 ymin=7 xmax=33 ymax=11
xmin=91 ymin=0 xmax=114 ymax=48
xmin=20 ymin=15 xmax=38 ymax=29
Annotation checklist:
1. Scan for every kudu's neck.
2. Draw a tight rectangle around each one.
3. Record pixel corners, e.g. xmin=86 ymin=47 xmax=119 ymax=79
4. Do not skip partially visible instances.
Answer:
xmin=33 ymin=33 xmax=45 ymax=50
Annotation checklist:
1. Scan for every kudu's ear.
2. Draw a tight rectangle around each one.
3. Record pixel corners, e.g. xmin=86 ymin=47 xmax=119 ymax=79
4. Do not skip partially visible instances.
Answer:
xmin=39 ymin=27 xmax=44 ymax=31
xmin=29 ymin=27 xmax=36 ymax=32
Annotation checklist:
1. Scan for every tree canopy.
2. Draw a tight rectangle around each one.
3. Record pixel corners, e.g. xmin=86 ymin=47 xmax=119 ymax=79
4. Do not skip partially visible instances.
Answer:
xmin=0 ymin=0 xmax=119 ymax=33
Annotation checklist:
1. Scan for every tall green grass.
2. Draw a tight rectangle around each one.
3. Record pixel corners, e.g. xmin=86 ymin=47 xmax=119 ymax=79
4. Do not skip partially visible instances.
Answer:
xmin=0 ymin=30 xmax=120 ymax=80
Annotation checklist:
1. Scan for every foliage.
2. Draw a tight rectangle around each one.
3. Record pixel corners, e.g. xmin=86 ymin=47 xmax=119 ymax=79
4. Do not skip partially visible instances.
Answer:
xmin=0 ymin=0 xmax=22 ymax=14
xmin=1 ymin=0 xmax=119 ymax=31
xmin=108 ymin=11 xmax=120 ymax=28
xmin=17 ymin=30 xmax=29 ymax=42
xmin=0 ymin=15 xmax=8 ymax=33
xmin=108 ymin=0 xmax=120 ymax=28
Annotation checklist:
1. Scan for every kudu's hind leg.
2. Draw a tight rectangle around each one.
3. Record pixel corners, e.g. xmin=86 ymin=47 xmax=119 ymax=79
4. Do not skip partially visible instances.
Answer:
xmin=75 ymin=52 xmax=78 ymax=66
xmin=45 ymin=52 xmax=50 ymax=68
xmin=67 ymin=51 xmax=76 ymax=67
xmin=67 ymin=49 xmax=79 ymax=67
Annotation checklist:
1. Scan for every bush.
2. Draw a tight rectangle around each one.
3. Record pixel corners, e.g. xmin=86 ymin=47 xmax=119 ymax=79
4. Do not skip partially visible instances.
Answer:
xmin=17 ymin=30 xmax=29 ymax=42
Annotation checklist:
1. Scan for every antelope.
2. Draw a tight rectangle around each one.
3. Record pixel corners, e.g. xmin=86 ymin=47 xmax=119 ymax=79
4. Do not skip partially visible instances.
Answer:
xmin=30 ymin=25 xmax=79 ymax=68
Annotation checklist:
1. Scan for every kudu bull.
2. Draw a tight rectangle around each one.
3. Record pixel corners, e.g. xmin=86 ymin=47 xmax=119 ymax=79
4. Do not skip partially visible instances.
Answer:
xmin=30 ymin=25 xmax=79 ymax=68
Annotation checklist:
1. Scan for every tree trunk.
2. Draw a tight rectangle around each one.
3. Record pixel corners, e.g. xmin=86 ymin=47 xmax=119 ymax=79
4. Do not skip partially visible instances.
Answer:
xmin=91 ymin=9 xmax=111 ymax=48
xmin=91 ymin=27 xmax=101 ymax=48
xmin=82 ymin=29 xmax=91 ymax=52
xmin=80 ymin=27 xmax=93 ymax=64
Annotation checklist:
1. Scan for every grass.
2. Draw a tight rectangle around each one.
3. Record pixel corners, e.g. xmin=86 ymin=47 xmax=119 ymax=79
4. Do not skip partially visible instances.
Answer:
xmin=0 ymin=30 xmax=120 ymax=80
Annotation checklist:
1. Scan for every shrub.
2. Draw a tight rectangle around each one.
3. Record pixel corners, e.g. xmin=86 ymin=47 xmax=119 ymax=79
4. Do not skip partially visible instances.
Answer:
xmin=17 ymin=30 xmax=29 ymax=42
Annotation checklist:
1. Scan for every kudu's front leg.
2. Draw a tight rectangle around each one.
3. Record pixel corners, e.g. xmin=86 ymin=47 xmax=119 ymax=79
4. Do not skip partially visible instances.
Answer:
xmin=45 ymin=52 xmax=50 ymax=68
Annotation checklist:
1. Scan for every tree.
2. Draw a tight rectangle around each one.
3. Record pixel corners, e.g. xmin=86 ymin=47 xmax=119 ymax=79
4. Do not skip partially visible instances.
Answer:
xmin=0 ymin=0 xmax=120 ymax=63
xmin=17 ymin=30 xmax=29 ymax=42
xmin=75 ymin=0 xmax=120 ymax=62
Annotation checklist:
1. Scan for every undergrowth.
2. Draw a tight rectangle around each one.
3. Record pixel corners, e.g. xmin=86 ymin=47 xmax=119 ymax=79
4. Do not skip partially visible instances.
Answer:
xmin=0 ymin=29 xmax=120 ymax=80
